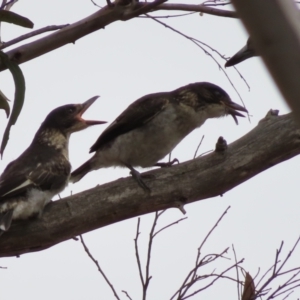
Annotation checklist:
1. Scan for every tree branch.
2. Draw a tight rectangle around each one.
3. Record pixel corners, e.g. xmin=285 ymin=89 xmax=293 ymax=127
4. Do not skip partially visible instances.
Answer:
xmin=0 ymin=1 xmax=236 ymax=72
xmin=155 ymin=3 xmax=237 ymax=18
xmin=0 ymin=111 xmax=299 ymax=257
xmin=0 ymin=24 xmax=69 ymax=50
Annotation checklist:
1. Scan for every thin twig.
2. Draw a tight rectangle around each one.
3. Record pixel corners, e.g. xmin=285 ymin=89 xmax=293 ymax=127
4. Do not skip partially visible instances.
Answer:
xmin=281 ymin=290 xmax=294 ymax=300
xmin=155 ymin=3 xmax=237 ymax=19
xmin=79 ymin=235 xmax=121 ymax=300
xmin=182 ymin=258 xmax=244 ymax=299
xmin=139 ymin=11 xmax=196 ymax=18
xmin=273 ymin=241 xmax=284 ymax=275
xmin=90 ymin=0 xmax=102 ymax=8
xmin=143 ymin=212 xmax=159 ymax=299
xmin=0 ymin=24 xmax=69 ymax=50
xmin=273 ymin=284 xmax=299 ymax=298
xmin=170 ymin=207 xmax=232 ymax=300
xmin=134 ymin=218 xmax=145 ymax=287
xmin=198 ymin=206 xmax=230 ymax=251
xmin=153 ymin=217 xmax=187 ymax=238
xmin=193 ymin=135 xmax=204 ymax=159
xmin=232 ymin=244 xmax=241 ymax=300
xmin=122 ymin=290 xmax=133 ymax=300
xmin=277 ymin=236 xmax=300 ymax=274
xmin=255 ymin=236 xmax=300 ymax=299
xmin=202 ymin=1 xmax=231 ymax=7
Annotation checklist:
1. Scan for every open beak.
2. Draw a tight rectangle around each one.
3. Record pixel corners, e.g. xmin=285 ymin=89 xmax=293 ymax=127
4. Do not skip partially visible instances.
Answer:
xmin=224 ymin=101 xmax=248 ymax=125
xmin=77 ymin=96 xmax=107 ymax=126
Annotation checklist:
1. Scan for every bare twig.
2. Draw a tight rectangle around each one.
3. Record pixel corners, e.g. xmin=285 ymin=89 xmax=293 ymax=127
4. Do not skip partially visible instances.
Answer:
xmin=198 ymin=206 xmax=230 ymax=251
xmin=90 ymin=0 xmax=102 ymax=8
xmin=0 ymin=24 xmax=69 ymax=50
xmin=155 ymin=3 xmax=237 ymax=18
xmin=153 ymin=217 xmax=187 ymax=238
xmin=202 ymin=1 xmax=231 ymax=7
xmin=232 ymin=244 xmax=241 ymax=300
xmin=253 ymin=236 xmax=300 ymax=299
xmin=142 ymin=213 xmax=159 ymax=300
xmin=133 ymin=211 xmax=190 ymax=300
xmin=79 ymin=235 xmax=121 ymax=300
xmin=134 ymin=218 xmax=145 ymax=287
xmin=193 ymin=135 xmax=205 ymax=159
xmin=139 ymin=11 xmax=196 ymax=19
xmin=122 ymin=290 xmax=133 ymax=300
xmin=182 ymin=258 xmax=244 ymax=299
xmin=273 ymin=241 xmax=284 ymax=275
xmin=170 ymin=206 xmax=234 ymax=300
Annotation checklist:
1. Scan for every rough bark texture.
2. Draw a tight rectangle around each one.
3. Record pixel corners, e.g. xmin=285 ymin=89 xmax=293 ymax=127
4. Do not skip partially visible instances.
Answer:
xmin=0 ymin=111 xmax=299 ymax=257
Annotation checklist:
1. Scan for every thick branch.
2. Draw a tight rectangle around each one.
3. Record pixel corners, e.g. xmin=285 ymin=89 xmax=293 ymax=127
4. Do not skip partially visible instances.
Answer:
xmin=0 ymin=112 xmax=299 ymax=257
xmin=0 ymin=1 xmax=236 ymax=71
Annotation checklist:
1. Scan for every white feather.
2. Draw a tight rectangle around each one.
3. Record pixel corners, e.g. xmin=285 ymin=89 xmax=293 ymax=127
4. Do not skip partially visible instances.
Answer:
xmin=2 ymin=179 xmax=32 ymax=197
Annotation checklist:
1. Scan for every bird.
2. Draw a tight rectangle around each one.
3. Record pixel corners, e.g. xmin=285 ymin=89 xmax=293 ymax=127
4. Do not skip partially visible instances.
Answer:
xmin=0 ymin=96 xmax=106 ymax=234
xmin=70 ymin=82 xmax=248 ymax=191
xmin=225 ymin=37 xmax=258 ymax=67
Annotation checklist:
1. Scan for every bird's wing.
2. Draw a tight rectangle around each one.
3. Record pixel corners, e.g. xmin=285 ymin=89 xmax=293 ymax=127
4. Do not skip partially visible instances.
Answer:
xmin=90 ymin=94 xmax=169 ymax=152
xmin=0 ymin=160 xmax=71 ymax=200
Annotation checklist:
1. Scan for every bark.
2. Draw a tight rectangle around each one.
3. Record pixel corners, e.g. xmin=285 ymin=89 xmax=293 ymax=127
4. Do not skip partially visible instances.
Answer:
xmin=0 ymin=1 xmax=236 ymax=72
xmin=0 ymin=111 xmax=299 ymax=257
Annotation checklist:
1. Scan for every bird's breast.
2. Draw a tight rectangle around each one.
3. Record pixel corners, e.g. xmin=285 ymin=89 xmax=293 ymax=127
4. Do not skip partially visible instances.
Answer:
xmin=92 ymin=105 xmax=208 ymax=168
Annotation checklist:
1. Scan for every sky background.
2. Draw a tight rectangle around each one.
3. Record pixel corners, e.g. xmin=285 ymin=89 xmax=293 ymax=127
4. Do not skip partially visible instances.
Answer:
xmin=0 ymin=1 xmax=299 ymax=299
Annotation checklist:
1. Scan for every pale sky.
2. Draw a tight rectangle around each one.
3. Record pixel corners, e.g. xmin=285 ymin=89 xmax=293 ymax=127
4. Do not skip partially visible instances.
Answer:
xmin=0 ymin=1 xmax=299 ymax=299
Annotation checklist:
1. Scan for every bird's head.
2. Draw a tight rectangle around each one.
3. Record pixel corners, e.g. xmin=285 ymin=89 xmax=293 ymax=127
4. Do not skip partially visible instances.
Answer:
xmin=186 ymin=82 xmax=248 ymax=124
xmin=225 ymin=37 xmax=257 ymax=67
xmin=42 ymin=96 xmax=106 ymax=134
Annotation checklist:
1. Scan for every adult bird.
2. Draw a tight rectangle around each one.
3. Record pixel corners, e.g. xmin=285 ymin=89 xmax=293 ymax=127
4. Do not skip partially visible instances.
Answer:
xmin=71 ymin=82 xmax=248 ymax=191
xmin=0 ymin=96 xmax=106 ymax=234
xmin=225 ymin=37 xmax=258 ymax=67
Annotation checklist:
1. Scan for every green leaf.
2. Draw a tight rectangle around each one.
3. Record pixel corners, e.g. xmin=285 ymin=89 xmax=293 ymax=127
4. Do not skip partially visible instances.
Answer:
xmin=0 ymin=10 xmax=33 ymax=28
xmin=0 ymin=89 xmax=10 ymax=118
xmin=0 ymin=51 xmax=25 ymax=157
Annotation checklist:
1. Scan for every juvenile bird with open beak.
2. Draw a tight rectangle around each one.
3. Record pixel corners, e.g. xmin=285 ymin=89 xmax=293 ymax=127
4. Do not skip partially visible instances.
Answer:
xmin=0 ymin=96 xmax=106 ymax=234
xmin=71 ymin=82 xmax=248 ymax=191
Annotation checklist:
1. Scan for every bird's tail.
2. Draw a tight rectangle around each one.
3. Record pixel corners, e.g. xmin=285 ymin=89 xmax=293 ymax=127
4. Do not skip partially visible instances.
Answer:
xmin=70 ymin=161 xmax=93 ymax=183
xmin=0 ymin=209 xmax=13 ymax=236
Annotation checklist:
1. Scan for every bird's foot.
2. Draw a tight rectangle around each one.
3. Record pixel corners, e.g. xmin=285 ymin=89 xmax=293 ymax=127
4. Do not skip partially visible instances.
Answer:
xmin=124 ymin=163 xmax=151 ymax=192
xmin=154 ymin=158 xmax=179 ymax=168
xmin=130 ymin=168 xmax=151 ymax=193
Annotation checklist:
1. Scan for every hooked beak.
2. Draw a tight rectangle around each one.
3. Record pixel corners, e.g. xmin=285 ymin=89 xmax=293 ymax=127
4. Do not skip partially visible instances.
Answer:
xmin=225 ymin=42 xmax=257 ymax=67
xmin=225 ymin=37 xmax=258 ymax=67
xmin=77 ymin=96 xmax=107 ymax=126
xmin=224 ymin=101 xmax=248 ymax=125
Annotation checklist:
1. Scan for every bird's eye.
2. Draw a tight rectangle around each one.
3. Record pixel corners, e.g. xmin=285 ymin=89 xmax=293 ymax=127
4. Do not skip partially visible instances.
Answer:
xmin=67 ymin=107 xmax=75 ymax=114
xmin=213 ymin=90 xmax=221 ymax=97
